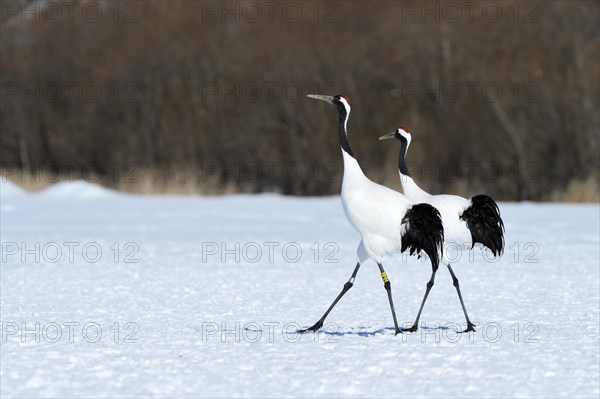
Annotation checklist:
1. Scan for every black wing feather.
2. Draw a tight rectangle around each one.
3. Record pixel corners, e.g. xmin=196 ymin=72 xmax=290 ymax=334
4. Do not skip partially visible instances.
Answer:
xmin=460 ymin=194 xmax=505 ymax=256
xmin=401 ymin=203 xmax=444 ymax=270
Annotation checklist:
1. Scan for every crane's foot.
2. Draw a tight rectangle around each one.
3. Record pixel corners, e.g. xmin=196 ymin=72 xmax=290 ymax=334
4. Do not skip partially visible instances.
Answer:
xmin=458 ymin=322 xmax=476 ymax=333
xmin=400 ymin=324 xmax=418 ymax=333
xmin=297 ymin=320 xmax=323 ymax=333
xmin=394 ymin=328 xmax=403 ymax=335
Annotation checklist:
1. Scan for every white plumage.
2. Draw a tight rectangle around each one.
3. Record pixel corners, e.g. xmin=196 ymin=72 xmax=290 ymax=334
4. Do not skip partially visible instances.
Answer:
xmin=340 ymin=150 xmax=413 ymax=263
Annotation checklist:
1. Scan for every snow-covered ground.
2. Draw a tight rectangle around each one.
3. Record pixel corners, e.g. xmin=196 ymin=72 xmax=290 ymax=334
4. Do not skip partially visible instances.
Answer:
xmin=1 ymin=180 xmax=599 ymax=398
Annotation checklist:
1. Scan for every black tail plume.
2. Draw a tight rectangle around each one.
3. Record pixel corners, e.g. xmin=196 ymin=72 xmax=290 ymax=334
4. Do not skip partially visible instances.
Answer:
xmin=401 ymin=203 xmax=444 ymax=270
xmin=460 ymin=194 xmax=505 ymax=256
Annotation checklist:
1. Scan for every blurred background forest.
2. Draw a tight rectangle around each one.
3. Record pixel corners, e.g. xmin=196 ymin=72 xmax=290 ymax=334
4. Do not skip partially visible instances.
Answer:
xmin=1 ymin=0 xmax=599 ymax=201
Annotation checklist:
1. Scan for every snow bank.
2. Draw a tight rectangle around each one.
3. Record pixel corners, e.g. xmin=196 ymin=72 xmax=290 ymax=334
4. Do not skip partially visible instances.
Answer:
xmin=37 ymin=181 xmax=120 ymax=200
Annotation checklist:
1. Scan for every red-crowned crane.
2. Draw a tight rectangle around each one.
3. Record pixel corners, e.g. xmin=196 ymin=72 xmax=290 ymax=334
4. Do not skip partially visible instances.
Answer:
xmin=379 ymin=127 xmax=505 ymax=333
xmin=299 ymin=95 xmax=444 ymax=335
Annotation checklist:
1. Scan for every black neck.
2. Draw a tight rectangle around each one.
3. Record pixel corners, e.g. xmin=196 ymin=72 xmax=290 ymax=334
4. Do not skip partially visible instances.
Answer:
xmin=338 ymin=109 xmax=355 ymax=158
xmin=398 ymin=136 xmax=410 ymax=176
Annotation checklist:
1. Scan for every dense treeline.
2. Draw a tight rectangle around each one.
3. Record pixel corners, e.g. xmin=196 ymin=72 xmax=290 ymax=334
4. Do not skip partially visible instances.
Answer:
xmin=1 ymin=0 xmax=598 ymax=201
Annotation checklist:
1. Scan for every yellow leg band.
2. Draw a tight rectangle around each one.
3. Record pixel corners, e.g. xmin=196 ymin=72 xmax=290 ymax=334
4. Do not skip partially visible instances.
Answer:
xmin=381 ymin=272 xmax=389 ymax=283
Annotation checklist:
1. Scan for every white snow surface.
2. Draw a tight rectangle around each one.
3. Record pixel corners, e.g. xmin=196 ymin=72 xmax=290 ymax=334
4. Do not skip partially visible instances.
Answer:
xmin=1 ymin=180 xmax=599 ymax=398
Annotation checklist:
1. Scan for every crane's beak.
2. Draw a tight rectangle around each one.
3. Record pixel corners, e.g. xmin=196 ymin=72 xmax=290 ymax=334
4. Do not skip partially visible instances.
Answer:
xmin=378 ymin=132 xmax=396 ymax=141
xmin=307 ymin=94 xmax=335 ymax=104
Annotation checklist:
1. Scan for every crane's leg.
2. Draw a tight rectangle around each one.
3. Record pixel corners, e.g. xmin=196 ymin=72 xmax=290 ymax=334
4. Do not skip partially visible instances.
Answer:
xmin=446 ymin=264 xmax=476 ymax=333
xmin=401 ymin=266 xmax=437 ymax=333
xmin=377 ymin=263 xmax=402 ymax=335
xmin=298 ymin=262 xmax=361 ymax=333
